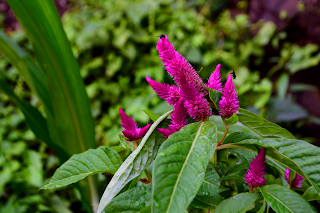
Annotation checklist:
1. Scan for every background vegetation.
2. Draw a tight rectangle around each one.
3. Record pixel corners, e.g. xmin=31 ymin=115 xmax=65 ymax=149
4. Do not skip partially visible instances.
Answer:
xmin=0 ymin=0 xmax=320 ymax=212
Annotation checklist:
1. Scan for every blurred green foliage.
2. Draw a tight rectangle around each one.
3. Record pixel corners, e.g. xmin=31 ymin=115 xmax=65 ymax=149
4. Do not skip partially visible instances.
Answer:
xmin=1 ymin=0 xmax=319 ymax=211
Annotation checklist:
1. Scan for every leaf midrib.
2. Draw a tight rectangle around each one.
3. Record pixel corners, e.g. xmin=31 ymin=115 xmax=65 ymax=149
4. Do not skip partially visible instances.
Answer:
xmin=166 ymin=121 xmax=204 ymax=212
xmin=264 ymin=191 xmax=294 ymax=213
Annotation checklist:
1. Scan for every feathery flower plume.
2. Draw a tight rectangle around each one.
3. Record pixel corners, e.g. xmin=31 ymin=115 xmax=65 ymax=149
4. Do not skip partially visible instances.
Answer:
xmin=158 ymin=98 xmax=188 ymax=138
xmin=156 ymin=34 xmax=207 ymax=96
xmin=145 ymin=77 xmax=181 ymax=105
xmin=179 ymin=74 xmax=212 ymax=121
xmin=205 ymin=64 xmax=222 ymax=92
xmin=285 ymin=168 xmax=304 ymax=188
xmin=119 ymin=108 xmax=151 ymax=142
xmin=219 ymin=74 xmax=239 ymax=118
xmin=244 ymin=148 xmax=267 ymax=188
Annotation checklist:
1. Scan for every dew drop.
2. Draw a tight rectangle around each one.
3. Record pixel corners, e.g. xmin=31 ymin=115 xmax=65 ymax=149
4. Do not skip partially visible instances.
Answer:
xmin=159 ymin=152 xmax=166 ymax=157
xmin=202 ymin=191 xmax=210 ymax=196
xmin=154 ymin=200 xmax=160 ymax=207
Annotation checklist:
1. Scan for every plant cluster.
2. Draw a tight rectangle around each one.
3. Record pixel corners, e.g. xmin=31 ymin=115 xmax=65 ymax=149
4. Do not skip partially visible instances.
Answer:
xmin=1 ymin=0 xmax=320 ymax=212
xmin=44 ymin=35 xmax=320 ymax=213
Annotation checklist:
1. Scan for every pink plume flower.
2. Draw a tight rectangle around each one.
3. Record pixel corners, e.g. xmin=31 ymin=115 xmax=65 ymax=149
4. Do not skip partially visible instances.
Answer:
xmin=156 ymin=34 xmax=207 ymax=96
xmin=119 ymin=108 xmax=151 ymax=142
xmin=244 ymin=148 xmax=267 ymax=188
xmin=179 ymin=74 xmax=212 ymax=121
xmin=285 ymin=168 xmax=304 ymax=188
xmin=219 ymin=74 xmax=239 ymax=118
xmin=145 ymin=77 xmax=181 ymax=105
xmin=158 ymin=98 xmax=188 ymax=138
xmin=205 ymin=64 xmax=222 ymax=92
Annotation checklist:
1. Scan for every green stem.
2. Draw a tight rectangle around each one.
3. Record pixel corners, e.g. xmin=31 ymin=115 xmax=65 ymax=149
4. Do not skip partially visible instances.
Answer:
xmin=88 ymin=175 xmax=99 ymax=213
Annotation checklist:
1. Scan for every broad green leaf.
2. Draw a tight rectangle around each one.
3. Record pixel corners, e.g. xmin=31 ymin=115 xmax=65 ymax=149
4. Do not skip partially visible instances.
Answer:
xmin=7 ymin=0 xmax=96 ymax=157
xmin=110 ymin=146 xmax=126 ymax=153
xmin=260 ymin=184 xmax=316 ymax=213
xmin=152 ymin=120 xmax=218 ymax=213
xmin=191 ymin=164 xmax=224 ymax=208
xmin=303 ymin=187 xmax=320 ymax=201
xmin=221 ymin=138 xmax=320 ymax=195
xmin=237 ymin=108 xmax=295 ymax=139
xmin=104 ymin=185 xmax=151 ymax=213
xmin=209 ymin=89 xmax=222 ymax=110
xmin=97 ymin=110 xmax=172 ymax=213
xmin=214 ymin=192 xmax=261 ymax=213
xmin=42 ymin=147 xmax=122 ymax=189
xmin=0 ymin=31 xmax=51 ymax=112
xmin=209 ymin=115 xmax=260 ymax=140
xmin=223 ymin=132 xmax=260 ymax=145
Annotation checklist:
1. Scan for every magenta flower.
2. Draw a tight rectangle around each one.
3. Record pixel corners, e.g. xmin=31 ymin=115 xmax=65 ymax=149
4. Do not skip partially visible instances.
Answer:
xmin=179 ymin=74 xmax=212 ymax=121
xmin=244 ymin=148 xmax=267 ymax=188
xmin=158 ymin=98 xmax=188 ymax=138
xmin=219 ymin=74 xmax=239 ymax=118
xmin=156 ymin=34 xmax=207 ymax=96
xmin=285 ymin=168 xmax=304 ymax=188
xmin=119 ymin=108 xmax=151 ymax=142
xmin=145 ymin=77 xmax=181 ymax=105
xmin=205 ymin=64 xmax=222 ymax=92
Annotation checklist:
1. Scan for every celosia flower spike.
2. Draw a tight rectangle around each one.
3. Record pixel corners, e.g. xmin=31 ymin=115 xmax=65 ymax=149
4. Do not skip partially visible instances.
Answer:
xmin=119 ymin=108 xmax=151 ymax=142
xmin=158 ymin=98 xmax=188 ymax=138
xmin=179 ymin=74 xmax=212 ymax=121
xmin=206 ymin=64 xmax=222 ymax=92
xmin=285 ymin=168 xmax=304 ymax=188
xmin=219 ymin=74 xmax=239 ymax=118
xmin=145 ymin=77 xmax=181 ymax=105
xmin=244 ymin=148 xmax=267 ymax=188
xmin=156 ymin=35 xmax=207 ymax=96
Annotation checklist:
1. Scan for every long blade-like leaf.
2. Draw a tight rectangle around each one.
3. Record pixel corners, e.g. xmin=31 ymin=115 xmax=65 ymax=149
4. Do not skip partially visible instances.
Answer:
xmin=42 ymin=147 xmax=122 ymax=189
xmin=214 ymin=192 xmax=261 ymax=213
xmin=97 ymin=110 xmax=172 ymax=213
xmin=0 ymin=31 xmax=51 ymax=112
xmin=237 ymin=108 xmax=295 ymax=139
xmin=260 ymin=184 xmax=316 ymax=213
xmin=220 ymin=138 xmax=320 ymax=195
xmin=152 ymin=120 xmax=218 ymax=213
xmin=7 ymin=0 xmax=95 ymax=156
xmin=104 ymin=185 xmax=152 ymax=212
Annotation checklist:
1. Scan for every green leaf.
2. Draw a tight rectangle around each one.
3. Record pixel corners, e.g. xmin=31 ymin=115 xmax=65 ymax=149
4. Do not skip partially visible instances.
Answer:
xmin=7 ymin=0 xmax=96 ymax=157
xmin=257 ymin=201 xmax=267 ymax=213
xmin=224 ymin=113 xmax=238 ymax=126
xmin=97 ymin=110 xmax=172 ymax=213
xmin=103 ymin=185 xmax=151 ymax=213
xmin=237 ymin=108 xmax=295 ymax=139
xmin=0 ymin=31 xmax=51 ymax=112
xmin=209 ymin=89 xmax=222 ymax=110
xmin=191 ymin=164 xmax=224 ymax=208
xmin=214 ymin=192 xmax=261 ymax=213
xmin=303 ymin=187 xmax=320 ymax=201
xmin=152 ymin=120 xmax=218 ymax=213
xmin=42 ymin=146 xmax=122 ymax=189
xmin=223 ymin=138 xmax=320 ymax=195
xmin=260 ymin=184 xmax=316 ymax=213
xmin=119 ymin=134 xmax=135 ymax=149
xmin=0 ymin=78 xmax=69 ymax=161
xmin=143 ymin=110 xmax=170 ymax=126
